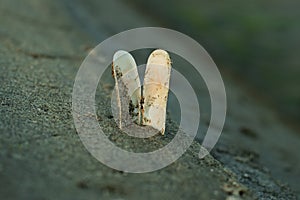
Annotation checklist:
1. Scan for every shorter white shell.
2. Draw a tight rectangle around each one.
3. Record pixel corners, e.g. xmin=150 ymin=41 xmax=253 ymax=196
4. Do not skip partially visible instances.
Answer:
xmin=112 ymin=50 xmax=141 ymax=128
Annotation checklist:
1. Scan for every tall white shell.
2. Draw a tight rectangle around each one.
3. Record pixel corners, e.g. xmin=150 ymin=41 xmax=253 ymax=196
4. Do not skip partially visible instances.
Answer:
xmin=142 ymin=49 xmax=171 ymax=134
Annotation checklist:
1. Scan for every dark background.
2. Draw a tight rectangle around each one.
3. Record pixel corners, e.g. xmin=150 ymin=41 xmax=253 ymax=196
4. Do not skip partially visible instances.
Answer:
xmin=127 ymin=0 xmax=300 ymax=123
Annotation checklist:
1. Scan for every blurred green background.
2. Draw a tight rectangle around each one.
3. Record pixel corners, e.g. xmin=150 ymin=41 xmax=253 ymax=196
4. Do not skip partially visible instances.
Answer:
xmin=127 ymin=0 xmax=300 ymax=122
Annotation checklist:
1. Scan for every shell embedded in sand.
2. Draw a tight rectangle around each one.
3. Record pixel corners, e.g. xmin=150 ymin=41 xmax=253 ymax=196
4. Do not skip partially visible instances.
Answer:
xmin=112 ymin=49 xmax=171 ymax=135
xmin=112 ymin=50 xmax=141 ymax=128
xmin=142 ymin=49 xmax=171 ymax=134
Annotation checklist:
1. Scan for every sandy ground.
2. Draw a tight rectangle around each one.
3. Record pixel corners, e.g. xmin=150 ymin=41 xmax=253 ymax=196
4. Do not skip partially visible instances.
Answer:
xmin=0 ymin=0 xmax=299 ymax=199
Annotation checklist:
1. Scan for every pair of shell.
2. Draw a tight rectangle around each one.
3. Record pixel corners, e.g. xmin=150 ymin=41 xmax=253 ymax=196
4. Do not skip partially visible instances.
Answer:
xmin=112 ymin=49 xmax=171 ymax=135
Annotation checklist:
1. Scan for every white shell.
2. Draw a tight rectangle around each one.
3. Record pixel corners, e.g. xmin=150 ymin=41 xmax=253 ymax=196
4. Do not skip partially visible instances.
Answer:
xmin=142 ymin=49 xmax=171 ymax=134
xmin=112 ymin=50 xmax=141 ymax=128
